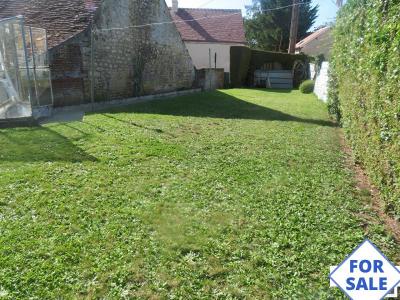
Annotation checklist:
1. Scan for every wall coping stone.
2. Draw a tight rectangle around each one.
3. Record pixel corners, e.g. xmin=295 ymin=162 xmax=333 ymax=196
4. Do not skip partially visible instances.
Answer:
xmin=35 ymin=88 xmax=202 ymax=120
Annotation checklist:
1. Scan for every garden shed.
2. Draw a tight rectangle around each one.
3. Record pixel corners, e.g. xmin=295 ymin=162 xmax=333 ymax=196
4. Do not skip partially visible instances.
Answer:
xmin=230 ymin=46 xmax=309 ymax=89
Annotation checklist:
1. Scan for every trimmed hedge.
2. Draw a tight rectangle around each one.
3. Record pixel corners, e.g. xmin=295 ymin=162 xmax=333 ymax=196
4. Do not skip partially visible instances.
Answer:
xmin=230 ymin=46 xmax=252 ymax=88
xmin=299 ymin=80 xmax=315 ymax=94
xmin=230 ymin=46 xmax=308 ymax=87
xmin=329 ymin=0 xmax=400 ymax=214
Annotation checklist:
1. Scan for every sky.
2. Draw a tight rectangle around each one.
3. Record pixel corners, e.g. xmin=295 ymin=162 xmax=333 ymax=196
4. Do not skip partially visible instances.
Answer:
xmin=165 ymin=0 xmax=339 ymax=29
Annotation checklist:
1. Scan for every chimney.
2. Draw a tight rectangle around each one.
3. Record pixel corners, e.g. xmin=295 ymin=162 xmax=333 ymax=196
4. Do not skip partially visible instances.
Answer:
xmin=172 ymin=0 xmax=178 ymax=13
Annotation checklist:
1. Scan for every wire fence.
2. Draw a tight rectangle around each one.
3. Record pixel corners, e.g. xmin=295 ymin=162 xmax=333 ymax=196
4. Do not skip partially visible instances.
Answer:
xmin=0 ymin=16 xmax=53 ymax=119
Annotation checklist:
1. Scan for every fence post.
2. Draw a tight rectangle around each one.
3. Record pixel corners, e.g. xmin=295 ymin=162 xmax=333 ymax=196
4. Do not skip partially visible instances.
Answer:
xmin=19 ymin=16 xmax=34 ymax=107
xmin=90 ymin=25 xmax=95 ymax=111
xmin=45 ymin=29 xmax=54 ymax=106
xmin=9 ymin=18 xmax=22 ymax=99
xmin=29 ymin=26 xmax=40 ymax=106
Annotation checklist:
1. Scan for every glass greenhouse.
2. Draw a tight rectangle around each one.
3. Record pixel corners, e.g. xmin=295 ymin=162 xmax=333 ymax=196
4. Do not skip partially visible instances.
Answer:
xmin=0 ymin=16 xmax=53 ymax=120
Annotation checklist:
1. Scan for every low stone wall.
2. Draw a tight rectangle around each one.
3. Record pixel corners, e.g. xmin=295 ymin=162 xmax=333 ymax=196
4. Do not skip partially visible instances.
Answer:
xmin=37 ymin=88 xmax=201 ymax=119
xmin=196 ymin=69 xmax=225 ymax=91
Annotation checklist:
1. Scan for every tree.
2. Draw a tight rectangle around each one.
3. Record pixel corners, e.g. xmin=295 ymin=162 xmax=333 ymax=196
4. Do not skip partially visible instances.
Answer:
xmin=245 ymin=0 xmax=318 ymax=52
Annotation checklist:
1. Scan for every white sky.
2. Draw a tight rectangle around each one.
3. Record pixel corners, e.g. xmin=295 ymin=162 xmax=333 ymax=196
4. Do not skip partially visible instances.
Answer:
xmin=165 ymin=0 xmax=339 ymax=29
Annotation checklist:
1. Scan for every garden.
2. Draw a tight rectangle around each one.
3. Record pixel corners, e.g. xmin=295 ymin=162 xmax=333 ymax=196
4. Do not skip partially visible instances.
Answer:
xmin=0 ymin=89 xmax=398 ymax=299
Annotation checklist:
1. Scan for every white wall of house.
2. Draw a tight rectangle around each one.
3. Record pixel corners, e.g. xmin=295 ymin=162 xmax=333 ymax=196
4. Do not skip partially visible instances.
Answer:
xmin=314 ymin=62 xmax=330 ymax=102
xmin=184 ymin=42 xmax=245 ymax=73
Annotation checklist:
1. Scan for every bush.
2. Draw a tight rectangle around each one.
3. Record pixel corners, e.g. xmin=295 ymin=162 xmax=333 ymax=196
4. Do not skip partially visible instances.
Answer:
xmin=299 ymin=80 xmax=315 ymax=94
xmin=327 ymin=67 xmax=341 ymax=121
xmin=329 ymin=0 xmax=400 ymax=213
xmin=309 ymin=54 xmax=325 ymax=79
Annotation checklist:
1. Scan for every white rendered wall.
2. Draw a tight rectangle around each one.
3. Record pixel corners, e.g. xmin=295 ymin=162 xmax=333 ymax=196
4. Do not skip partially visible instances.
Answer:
xmin=184 ymin=42 xmax=245 ymax=73
xmin=314 ymin=62 xmax=329 ymax=102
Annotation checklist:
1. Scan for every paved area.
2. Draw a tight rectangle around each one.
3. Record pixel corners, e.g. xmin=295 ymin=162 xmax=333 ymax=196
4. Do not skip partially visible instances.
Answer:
xmin=39 ymin=110 xmax=85 ymax=124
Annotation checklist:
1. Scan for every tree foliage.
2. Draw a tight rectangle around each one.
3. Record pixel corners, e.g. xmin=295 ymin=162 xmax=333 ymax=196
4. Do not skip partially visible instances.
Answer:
xmin=245 ymin=0 xmax=318 ymax=52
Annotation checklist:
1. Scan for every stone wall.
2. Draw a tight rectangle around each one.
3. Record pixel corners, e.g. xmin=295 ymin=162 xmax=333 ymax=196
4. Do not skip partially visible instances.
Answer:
xmin=49 ymin=0 xmax=195 ymax=106
xmin=49 ymin=34 xmax=89 ymax=107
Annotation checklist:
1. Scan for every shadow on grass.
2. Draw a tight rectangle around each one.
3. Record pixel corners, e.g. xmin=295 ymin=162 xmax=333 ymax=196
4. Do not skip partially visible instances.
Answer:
xmin=250 ymin=88 xmax=293 ymax=93
xmin=100 ymin=114 xmax=174 ymax=136
xmin=0 ymin=127 xmax=97 ymax=163
xmin=106 ymin=90 xmax=336 ymax=127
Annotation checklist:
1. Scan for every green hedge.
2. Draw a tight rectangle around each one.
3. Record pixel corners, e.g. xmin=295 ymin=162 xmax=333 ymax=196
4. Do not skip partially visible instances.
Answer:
xmin=230 ymin=46 xmax=308 ymax=87
xmin=329 ymin=0 xmax=400 ymax=214
xmin=230 ymin=46 xmax=252 ymax=88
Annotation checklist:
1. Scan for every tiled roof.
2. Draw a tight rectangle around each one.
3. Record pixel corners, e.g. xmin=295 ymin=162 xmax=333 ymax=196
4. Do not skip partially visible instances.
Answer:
xmin=296 ymin=27 xmax=331 ymax=49
xmin=0 ymin=0 xmax=101 ymax=48
xmin=170 ymin=8 xmax=246 ymax=44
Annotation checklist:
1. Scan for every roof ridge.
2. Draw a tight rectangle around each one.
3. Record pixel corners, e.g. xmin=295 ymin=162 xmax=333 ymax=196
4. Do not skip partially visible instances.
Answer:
xmin=170 ymin=7 xmax=242 ymax=12
xmin=169 ymin=6 xmax=246 ymax=44
xmin=296 ymin=26 xmax=331 ymax=48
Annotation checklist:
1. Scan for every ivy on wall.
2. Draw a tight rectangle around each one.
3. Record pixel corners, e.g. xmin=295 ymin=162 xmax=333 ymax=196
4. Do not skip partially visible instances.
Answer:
xmin=329 ymin=0 xmax=400 ymax=213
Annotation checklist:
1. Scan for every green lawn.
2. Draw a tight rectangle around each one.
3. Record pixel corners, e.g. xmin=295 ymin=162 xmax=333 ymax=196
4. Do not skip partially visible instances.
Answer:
xmin=0 ymin=89 xmax=398 ymax=299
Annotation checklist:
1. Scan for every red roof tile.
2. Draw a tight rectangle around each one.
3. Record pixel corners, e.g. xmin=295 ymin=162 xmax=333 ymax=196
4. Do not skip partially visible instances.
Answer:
xmin=0 ymin=0 xmax=100 ymax=48
xmin=170 ymin=8 xmax=246 ymax=44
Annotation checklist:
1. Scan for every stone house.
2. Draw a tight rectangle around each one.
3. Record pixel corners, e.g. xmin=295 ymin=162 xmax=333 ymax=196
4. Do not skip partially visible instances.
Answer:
xmin=296 ymin=27 xmax=333 ymax=60
xmin=169 ymin=0 xmax=246 ymax=83
xmin=0 ymin=0 xmax=195 ymax=107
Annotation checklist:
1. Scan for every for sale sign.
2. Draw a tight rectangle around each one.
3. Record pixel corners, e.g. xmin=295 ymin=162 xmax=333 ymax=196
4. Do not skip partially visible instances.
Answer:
xmin=330 ymin=239 xmax=400 ymax=299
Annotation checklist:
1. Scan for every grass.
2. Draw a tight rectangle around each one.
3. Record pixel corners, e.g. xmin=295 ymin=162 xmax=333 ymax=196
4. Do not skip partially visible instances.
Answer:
xmin=0 ymin=89 xmax=398 ymax=299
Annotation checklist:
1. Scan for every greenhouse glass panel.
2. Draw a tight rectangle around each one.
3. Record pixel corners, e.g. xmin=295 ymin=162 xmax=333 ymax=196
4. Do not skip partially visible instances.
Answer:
xmin=0 ymin=16 xmax=53 ymax=120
